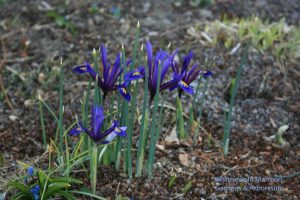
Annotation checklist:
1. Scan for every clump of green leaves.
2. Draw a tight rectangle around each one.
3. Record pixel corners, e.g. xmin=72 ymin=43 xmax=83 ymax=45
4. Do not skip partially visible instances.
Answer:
xmin=201 ymin=16 xmax=300 ymax=71
xmin=7 ymin=164 xmax=82 ymax=200
xmin=47 ymin=11 xmax=76 ymax=34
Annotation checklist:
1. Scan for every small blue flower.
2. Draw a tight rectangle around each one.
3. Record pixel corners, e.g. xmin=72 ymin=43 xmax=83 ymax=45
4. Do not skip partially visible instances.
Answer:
xmin=30 ymin=185 xmax=40 ymax=200
xmin=69 ymin=105 xmax=127 ymax=143
xmin=27 ymin=166 xmax=34 ymax=176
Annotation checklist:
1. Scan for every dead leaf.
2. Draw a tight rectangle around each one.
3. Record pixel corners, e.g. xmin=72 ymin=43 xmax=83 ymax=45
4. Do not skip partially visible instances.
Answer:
xmin=179 ymin=154 xmax=189 ymax=167
xmin=165 ymin=126 xmax=179 ymax=146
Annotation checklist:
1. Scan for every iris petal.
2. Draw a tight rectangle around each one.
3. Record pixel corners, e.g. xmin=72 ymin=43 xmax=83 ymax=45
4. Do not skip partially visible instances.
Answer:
xmin=203 ymin=70 xmax=213 ymax=78
xmin=69 ymin=121 xmax=86 ymax=136
xmin=118 ymin=86 xmax=131 ymax=101
xmin=92 ymin=105 xmax=104 ymax=137
xmin=124 ymin=67 xmax=145 ymax=82
xmin=101 ymin=126 xmax=127 ymax=144
xmin=178 ymin=80 xmax=194 ymax=95
xmin=146 ymin=41 xmax=153 ymax=79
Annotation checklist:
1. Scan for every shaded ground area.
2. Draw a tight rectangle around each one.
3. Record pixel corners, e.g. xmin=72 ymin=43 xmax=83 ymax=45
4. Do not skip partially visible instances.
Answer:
xmin=0 ymin=0 xmax=299 ymax=199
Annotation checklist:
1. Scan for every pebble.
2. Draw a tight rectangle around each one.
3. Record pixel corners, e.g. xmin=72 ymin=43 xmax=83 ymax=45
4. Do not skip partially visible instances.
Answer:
xmin=9 ymin=115 xmax=18 ymax=121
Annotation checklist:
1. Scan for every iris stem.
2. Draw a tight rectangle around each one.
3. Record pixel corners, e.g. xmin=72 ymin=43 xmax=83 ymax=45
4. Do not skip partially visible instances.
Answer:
xmin=38 ymin=97 xmax=46 ymax=147
xmin=147 ymin=62 xmax=162 ymax=179
xmin=91 ymin=143 xmax=98 ymax=194
xmin=176 ymin=97 xmax=185 ymax=139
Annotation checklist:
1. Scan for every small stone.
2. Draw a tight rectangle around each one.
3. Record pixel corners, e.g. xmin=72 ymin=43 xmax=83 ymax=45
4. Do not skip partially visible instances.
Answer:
xmin=119 ymin=173 xmax=127 ymax=178
xmin=38 ymin=73 xmax=45 ymax=83
xmin=24 ymin=99 xmax=35 ymax=107
xmin=9 ymin=115 xmax=18 ymax=121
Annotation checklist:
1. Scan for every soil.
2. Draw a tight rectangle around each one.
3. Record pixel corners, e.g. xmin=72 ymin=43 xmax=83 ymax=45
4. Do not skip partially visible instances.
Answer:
xmin=0 ymin=0 xmax=299 ymax=199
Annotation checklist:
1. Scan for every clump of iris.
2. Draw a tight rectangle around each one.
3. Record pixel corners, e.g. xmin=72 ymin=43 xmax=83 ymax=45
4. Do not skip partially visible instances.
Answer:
xmin=124 ymin=40 xmax=180 ymax=101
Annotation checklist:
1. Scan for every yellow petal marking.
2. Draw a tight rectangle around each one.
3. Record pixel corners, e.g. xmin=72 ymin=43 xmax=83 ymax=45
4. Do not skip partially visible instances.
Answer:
xmin=115 ymin=127 xmax=121 ymax=133
xmin=180 ymin=80 xmax=188 ymax=88
xmin=133 ymin=72 xmax=140 ymax=76
xmin=121 ymin=88 xmax=127 ymax=94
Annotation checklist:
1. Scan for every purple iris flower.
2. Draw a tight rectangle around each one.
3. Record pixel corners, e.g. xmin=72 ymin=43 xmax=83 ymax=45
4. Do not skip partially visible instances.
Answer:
xmin=171 ymin=50 xmax=213 ymax=97
xmin=73 ymin=44 xmax=131 ymax=102
xmin=124 ymin=40 xmax=180 ymax=100
xmin=30 ymin=185 xmax=40 ymax=200
xmin=69 ymin=105 xmax=127 ymax=144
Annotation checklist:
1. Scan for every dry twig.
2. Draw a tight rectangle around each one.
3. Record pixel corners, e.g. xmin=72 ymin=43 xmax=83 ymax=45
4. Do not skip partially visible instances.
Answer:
xmin=0 ymin=37 xmax=14 ymax=109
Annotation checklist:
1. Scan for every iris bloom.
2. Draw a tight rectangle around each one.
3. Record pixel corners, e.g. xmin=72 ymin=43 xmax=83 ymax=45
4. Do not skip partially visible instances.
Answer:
xmin=124 ymin=40 xmax=180 ymax=100
xmin=69 ymin=105 xmax=127 ymax=144
xmin=171 ymin=50 xmax=213 ymax=97
xmin=73 ymin=44 xmax=131 ymax=101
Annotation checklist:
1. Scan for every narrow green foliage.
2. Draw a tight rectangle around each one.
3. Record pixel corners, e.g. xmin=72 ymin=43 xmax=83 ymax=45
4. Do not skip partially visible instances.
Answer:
xmin=223 ymin=44 xmax=249 ymax=155
xmin=125 ymin=22 xmax=140 ymax=178
xmin=58 ymin=60 xmax=64 ymax=153
xmin=176 ymin=97 xmax=185 ymax=139
xmin=82 ymin=82 xmax=92 ymax=151
xmin=90 ymin=144 xmax=98 ymax=194
xmin=115 ymin=46 xmax=126 ymax=171
xmin=135 ymin=45 xmax=150 ymax=177
xmin=129 ymin=21 xmax=141 ymax=71
xmin=39 ymin=97 xmax=47 ymax=147
xmin=147 ymin=62 xmax=162 ymax=178
xmin=193 ymin=78 xmax=209 ymax=146
xmin=38 ymin=97 xmax=59 ymax=123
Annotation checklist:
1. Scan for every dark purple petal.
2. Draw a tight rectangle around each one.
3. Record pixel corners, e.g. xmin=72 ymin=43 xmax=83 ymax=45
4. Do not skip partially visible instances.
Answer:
xmin=98 ymin=120 xmax=119 ymax=142
xmin=73 ymin=65 xmax=88 ymax=74
xmin=186 ymin=64 xmax=199 ymax=81
xmin=91 ymin=105 xmax=104 ymax=137
xmin=73 ymin=62 xmax=97 ymax=78
xmin=69 ymin=120 xmax=86 ymax=136
xmin=182 ymin=50 xmax=193 ymax=73
xmin=161 ymin=49 xmax=177 ymax=82
xmin=107 ymin=53 xmax=121 ymax=86
xmin=118 ymin=86 xmax=131 ymax=101
xmin=160 ymin=77 xmax=180 ymax=91
xmin=146 ymin=40 xmax=153 ymax=79
xmin=178 ymin=80 xmax=194 ymax=95
xmin=124 ymin=66 xmax=145 ymax=82
xmin=202 ymin=70 xmax=213 ymax=78
xmin=126 ymin=59 xmax=132 ymax=67
xmin=169 ymin=84 xmax=178 ymax=91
